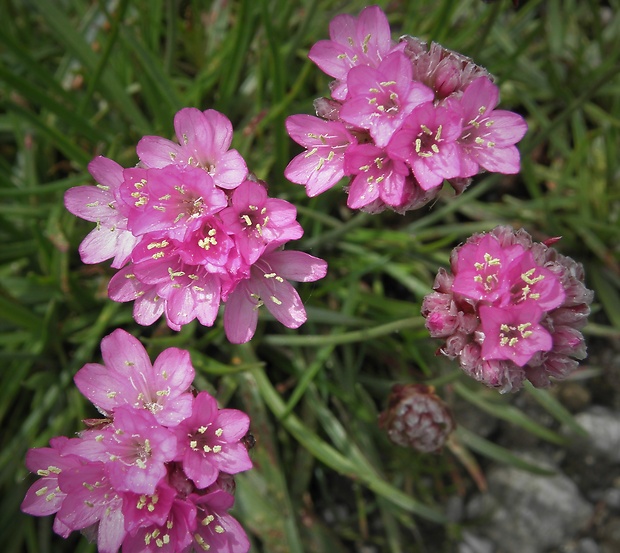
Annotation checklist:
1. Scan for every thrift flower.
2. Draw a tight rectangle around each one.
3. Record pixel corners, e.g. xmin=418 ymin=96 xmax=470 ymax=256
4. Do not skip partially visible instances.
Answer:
xmin=137 ymin=107 xmax=248 ymax=190
xmin=224 ymin=248 xmax=328 ymax=344
xmin=287 ymin=5 xmax=528 ymax=214
xmin=339 ymin=51 xmax=434 ymax=148
xmin=284 ymin=115 xmax=354 ymax=196
xmin=118 ymin=165 xmax=228 ymax=241
xmin=65 ymin=108 xmax=328 ymax=340
xmin=174 ymin=391 xmax=252 ymax=489
xmin=64 ymin=156 xmax=139 ymax=268
xmin=22 ymin=330 xmax=253 ymax=553
xmin=190 ymin=489 xmax=251 ymax=553
xmin=308 ymin=5 xmax=397 ymax=100
xmin=74 ymin=328 xmax=195 ymax=427
xmin=218 ymin=179 xmax=303 ymax=264
xmin=342 ymin=143 xmax=410 ymax=209
xmin=422 ymin=226 xmax=594 ymax=392
xmin=455 ymin=77 xmax=528 ymax=176
xmin=387 ymin=102 xmax=463 ymax=190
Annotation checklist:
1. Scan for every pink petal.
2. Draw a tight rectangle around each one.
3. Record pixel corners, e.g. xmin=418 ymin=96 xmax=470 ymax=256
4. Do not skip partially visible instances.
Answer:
xmin=88 ymin=156 xmax=124 ymax=190
xmin=136 ymin=136 xmax=183 ymax=168
xmin=99 ymin=329 xmax=152 ymax=376
xmin=256 ymin=278 xmax=307 ymax=329
xmin=64 ymin=186 xmax=119 ymax=222
xmin=216 ymin=409 xmax=251 ymax=441
xmin=223 ymin=282 xmax=259 ymax=344
xmin=263 ymin=250 xmax=328 ymax=282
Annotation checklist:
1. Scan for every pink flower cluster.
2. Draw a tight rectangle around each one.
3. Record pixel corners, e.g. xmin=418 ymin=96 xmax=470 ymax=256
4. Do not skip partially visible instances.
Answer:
xmin=422 ymin=226 xmax=594 ymax=393
xmin=21 ymin=329 xmax=252 ymax=553
xmin=65 ymin=108 xmax=327 ymax=343
xmin=285 ymin=5 xmax=528 ymax=213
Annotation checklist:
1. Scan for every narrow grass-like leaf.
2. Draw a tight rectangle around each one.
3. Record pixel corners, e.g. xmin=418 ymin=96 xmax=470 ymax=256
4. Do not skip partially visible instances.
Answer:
xmin=454 ymin=382 xmax=569 ymax=446
xmin=455 ymin=427 xmax=555 ymax=475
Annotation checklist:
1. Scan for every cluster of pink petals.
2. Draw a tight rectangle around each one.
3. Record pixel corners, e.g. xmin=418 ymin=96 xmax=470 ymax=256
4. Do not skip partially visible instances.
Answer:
xmin=422 ymin=226 xmax=594 ymax=393
xmin=65 ymin=108 xmax=327 ymax=343
xmin=21 ymin=329 xmax=252 ymax=553
xmin=285 ymin=5 xmax=528 ymax=214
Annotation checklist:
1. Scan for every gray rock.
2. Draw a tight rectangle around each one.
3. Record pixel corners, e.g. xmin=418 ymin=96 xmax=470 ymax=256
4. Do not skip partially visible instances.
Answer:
xmin=458 ymin=531 xmax=495 ymax=553
xmin=571 ymin=407 xmax=620 ymax=463
xmin=466 ymin=458 xmax=593 ymax=553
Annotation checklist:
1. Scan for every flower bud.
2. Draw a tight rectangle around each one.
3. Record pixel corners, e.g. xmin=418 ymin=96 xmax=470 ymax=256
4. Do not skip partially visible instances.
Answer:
xmin=379 ymin=384 xmax=455 ymax=453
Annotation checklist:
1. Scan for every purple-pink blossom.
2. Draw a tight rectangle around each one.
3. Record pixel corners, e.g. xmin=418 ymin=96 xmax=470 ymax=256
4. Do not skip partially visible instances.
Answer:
xmin=422 ymin=226 xmax=594 ymax=392
xmin=137 ymin=107 xmax=248 ymax=190
xmin=65 ymin=108 xmax=328 ymax=342
xmin=286 ymin=4 xmax=528 ymax=214
xmin=21 ymin=330 xmax=253 ymax=553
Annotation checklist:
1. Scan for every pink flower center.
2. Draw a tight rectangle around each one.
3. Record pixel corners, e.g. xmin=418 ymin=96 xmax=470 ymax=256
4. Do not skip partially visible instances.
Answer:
xmin=240 ymin=205 xmax=269 ymax=236
xmin=498 ymin=322 xmax=534 ymax=348
xmin=510 ymin=267 xmax=545 ymax=303
xmin=462 ymin=105 xmax=496 ymax=148
xmin=188 ymin=425 xmax=224 ymax=454
xmin=415 ymin=124 xmax=443 ymax=158
xmin=369 ymin=83 xmax=400 ymax=115
xmin=473 ymin=252 xmax=502 ymax=292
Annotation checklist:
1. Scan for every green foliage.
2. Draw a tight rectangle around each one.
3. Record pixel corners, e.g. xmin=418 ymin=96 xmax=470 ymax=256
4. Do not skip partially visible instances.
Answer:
xmin=0 ymin=0 xmax=618 ymax=551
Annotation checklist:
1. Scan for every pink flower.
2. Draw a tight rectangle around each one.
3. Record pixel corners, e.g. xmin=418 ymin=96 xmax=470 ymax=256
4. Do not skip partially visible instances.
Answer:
xmin=122 ymin=497 xmax=197 ymax=553
xmin=66 ymin=107 xmax=326 ymax=338
xmin=340 ymin=51 xmax=434 ymax=148
xmin=479 ymin=303 xmax=553 ymax=367
xmin=308 ymin=5 xmax=398 ymax=100
xmin=107 ymin=265 xmax=166 ymax=327
xmin=387 ymin=102 xmax=463 ymax=190
xmin=64 ymin=156 xmax=139 ymax=268
xmin=121 ymin=480 xmax=177 ymax=535
xmin=190 ymin=489 xmax=251 ymax=553
xmin=285 ymin=115 xmax=354 ymax=196
xmin=219 ymin=179 xmax=303 ymax=264
xmin=118 ymin=165 xmax=228 ymax=241
xmin=75 ymin=407 xmax=177 ymax=496
xmin=20 ymin=437 xmax=84 ymax=537
xmin=343 ymin=143 xmax=410 ymax=209
xmin=288 ymin=5 xmax=528 ymax=214
xmin=56 ymin=462 xmax=126 ymax=553
xmin=456 ymin=77 xmax=528 ymax=176
xmin=174 ymin=391 xmax=252 ymax=489
xmin=74 ymin=328 xmax=195 ymax=427
xmin=129 ymin=247 xmax=223 ymax=330
xmin=422 ymin=226 xmax=594 ymax=392
xmin=450 ymin=233 xmax=526 ymax=303
xmin=137 ymin=107 xmax=248 ymax=190
xmin=224 ymin=249 xmax=328 ymax=344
